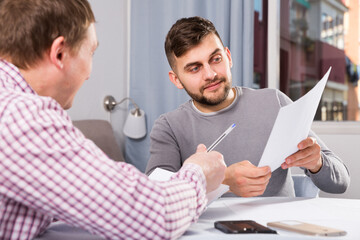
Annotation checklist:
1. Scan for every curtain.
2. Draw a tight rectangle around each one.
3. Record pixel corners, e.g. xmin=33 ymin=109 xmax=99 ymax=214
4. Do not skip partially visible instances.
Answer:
xmin=126 ymin=0 xmax=254 ymax=172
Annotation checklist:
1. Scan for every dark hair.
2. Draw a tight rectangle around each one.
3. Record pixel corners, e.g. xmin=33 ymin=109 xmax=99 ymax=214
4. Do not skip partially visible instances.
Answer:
xmin=0 ymin=0 xmax=95 ymax=69
xmin=165 ymin=16 xmax=224 ymax=69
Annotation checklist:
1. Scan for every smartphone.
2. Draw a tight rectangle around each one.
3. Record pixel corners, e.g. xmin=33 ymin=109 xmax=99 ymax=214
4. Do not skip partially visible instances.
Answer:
xmin=214 ymin=220 xmax=277 ymax=234
xmin=267 ymin=220 xmax=347 ymax=236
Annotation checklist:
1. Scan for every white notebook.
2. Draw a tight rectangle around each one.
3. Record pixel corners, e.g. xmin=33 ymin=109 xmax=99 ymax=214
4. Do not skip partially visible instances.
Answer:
xmin=149 ymin=167 xmax=229 ymax=206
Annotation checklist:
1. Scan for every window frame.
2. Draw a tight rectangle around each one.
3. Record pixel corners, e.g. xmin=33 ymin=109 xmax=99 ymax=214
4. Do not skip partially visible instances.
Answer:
xmin=268 ymin=0 xmax=360 ymax=127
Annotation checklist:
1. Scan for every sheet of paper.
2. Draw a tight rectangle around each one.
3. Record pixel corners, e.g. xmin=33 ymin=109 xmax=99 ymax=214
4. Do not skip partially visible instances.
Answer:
xmin=258 ymin=67 xmax=331 ymax=172
xmin=149 ymin=168 xmax=229 ymax=206
xmin=148 ymin=167 xmax=175 ymax=181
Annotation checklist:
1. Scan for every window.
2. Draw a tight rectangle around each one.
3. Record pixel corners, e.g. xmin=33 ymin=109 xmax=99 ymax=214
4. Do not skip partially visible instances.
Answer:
xmin=253 ymin=0 xmax=267 ymax=89
xmin=259 ymin=0 xmax=360 ymax=121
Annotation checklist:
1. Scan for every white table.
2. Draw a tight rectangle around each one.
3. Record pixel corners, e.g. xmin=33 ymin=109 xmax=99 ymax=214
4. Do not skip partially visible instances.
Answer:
xmin=35 ymin=197 xmax=360 ymax=240
xmin=180 ymin=197 xmax=360 ymax=239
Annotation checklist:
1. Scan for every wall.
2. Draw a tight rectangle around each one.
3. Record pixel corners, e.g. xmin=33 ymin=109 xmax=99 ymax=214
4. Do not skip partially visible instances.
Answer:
xmin=313 ymin=122 xmax=360 ymax=199
xmin=66 ymin=0 xmax=130 ymax=152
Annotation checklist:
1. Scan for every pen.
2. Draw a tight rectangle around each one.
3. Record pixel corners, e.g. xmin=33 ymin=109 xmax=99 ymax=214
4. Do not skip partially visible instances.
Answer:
xmin=207 ymin=123 xmax=236 ymax=152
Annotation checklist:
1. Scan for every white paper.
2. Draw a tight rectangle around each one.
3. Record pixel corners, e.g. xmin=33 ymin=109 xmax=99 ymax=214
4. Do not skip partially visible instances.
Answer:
xmin=148 ymin=168 xmax=175 ymax=181
xmin=258 ymin=67 xmax=331 ymax=172
xmin=149 ymin=168 xmax=229 ymax=206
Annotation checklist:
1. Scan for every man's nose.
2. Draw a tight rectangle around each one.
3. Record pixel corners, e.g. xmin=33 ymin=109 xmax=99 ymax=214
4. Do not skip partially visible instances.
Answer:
xmin=203 ymin=64 xmax=217 ymax=81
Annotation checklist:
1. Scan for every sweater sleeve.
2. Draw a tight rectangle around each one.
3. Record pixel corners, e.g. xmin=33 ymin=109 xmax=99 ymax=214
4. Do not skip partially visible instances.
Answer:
xmin=304 ymin=131 xmax=350 ymax=193
xmin=146 ymin=114 xmax=183 ymax=175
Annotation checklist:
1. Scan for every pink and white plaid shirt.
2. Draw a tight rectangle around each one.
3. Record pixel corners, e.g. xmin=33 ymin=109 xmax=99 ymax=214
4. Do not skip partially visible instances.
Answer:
xmin=0 ymin=60 xmax=208 ymax=240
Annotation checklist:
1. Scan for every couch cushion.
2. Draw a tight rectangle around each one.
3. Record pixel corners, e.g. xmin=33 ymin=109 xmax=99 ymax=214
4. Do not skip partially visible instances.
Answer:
xmin=73 ymin=119 xmax=124 ymax=162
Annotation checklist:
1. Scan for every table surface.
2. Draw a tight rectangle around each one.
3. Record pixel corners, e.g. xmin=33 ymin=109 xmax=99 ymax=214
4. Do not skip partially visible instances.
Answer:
xmin=180 ymin=197 xmax=360 ymax=239
xmin=35 ymin=197 xmax=360 ymax=240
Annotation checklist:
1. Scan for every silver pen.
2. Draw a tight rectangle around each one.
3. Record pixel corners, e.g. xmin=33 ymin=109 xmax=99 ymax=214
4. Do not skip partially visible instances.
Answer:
xmin=207 ymin=123 xmax=236 ymax=152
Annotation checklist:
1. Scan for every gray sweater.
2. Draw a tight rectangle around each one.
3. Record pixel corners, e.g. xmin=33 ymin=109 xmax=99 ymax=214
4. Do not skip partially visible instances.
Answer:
xmin=146 ymin=87 xmax=350 ymax=197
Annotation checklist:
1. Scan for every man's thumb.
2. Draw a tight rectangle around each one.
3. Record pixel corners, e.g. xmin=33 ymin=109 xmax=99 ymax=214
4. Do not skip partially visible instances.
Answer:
xmin=196 ymin=144 xmax=207 ymax=153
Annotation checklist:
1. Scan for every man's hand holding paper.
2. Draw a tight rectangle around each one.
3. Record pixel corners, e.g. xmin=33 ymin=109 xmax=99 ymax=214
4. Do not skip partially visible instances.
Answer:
xmin=258 ymin=68 xmax=331 ymax=172
xmin=281 ymin=137 xmax=323 ymax=173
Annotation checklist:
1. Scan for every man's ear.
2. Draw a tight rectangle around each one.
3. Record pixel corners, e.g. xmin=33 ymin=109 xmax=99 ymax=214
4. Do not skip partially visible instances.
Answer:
xmin=49 ymin=36 xmax=66 ymax=69
xmin=225 ymin=47 xmax=233 ymax=68
xmin=169 ymin=70 xmax=184 ymax=89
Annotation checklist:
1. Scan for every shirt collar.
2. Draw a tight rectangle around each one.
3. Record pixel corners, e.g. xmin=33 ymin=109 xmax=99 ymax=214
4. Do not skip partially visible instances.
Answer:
xmin=0 ymin=59 xmax=36 ymax=95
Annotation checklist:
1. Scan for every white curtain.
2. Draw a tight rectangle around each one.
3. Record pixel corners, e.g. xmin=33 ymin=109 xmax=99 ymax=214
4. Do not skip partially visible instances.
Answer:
xmin=126 ymin=0 xmax=254 ymax=172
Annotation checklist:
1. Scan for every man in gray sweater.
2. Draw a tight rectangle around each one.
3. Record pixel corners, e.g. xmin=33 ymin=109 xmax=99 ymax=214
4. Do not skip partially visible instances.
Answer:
xmin=146 ymin=16 xmax=350 ymax=197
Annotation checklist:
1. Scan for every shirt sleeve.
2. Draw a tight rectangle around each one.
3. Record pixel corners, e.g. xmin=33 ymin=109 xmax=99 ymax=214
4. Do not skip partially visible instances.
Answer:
xmin=276 ymin=90 xmax=350 ymax=193
xmin=0 ymin=99 xmax=207 ymax=240
xmin=146 ymin=114 xmax=183 ymax=175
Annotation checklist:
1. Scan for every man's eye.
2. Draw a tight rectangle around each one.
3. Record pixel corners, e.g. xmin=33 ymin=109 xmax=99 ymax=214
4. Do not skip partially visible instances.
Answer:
xmin=212 ymin=56 xmax=222 ymax=63
xmin=190 ymin=66 xmax=199 ymax=72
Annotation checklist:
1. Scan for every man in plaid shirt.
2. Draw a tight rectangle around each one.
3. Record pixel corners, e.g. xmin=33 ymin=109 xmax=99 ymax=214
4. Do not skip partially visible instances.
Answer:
xmin=0 ymin=0 xmax=226 ymax=239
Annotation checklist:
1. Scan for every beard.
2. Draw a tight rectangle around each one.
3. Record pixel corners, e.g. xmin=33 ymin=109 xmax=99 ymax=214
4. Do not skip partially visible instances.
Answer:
xmin=181 ymin=76 xmax=231 ymax=106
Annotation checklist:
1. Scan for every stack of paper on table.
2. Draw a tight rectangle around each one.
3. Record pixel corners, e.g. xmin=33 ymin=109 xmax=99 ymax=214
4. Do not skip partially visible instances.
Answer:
xmin=148 ymin=167 xmax=229 ymax=206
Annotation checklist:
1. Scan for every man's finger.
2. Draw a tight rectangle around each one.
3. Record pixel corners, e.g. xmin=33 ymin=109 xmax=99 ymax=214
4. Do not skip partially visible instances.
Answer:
xmin=298 ymin=137 xmax=316 ymax=149
xmin=196 ymin=143 xmax=207 ymax=153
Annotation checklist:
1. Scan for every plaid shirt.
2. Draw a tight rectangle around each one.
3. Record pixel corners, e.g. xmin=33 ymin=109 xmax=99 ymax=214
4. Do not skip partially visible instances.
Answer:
xmin=0 ymin=60 xmax=207 ymax=240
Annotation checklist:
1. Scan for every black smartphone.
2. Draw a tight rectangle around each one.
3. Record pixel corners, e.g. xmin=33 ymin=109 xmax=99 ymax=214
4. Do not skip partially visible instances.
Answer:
xmin=215 ymin=220 xmax=277 ymax=234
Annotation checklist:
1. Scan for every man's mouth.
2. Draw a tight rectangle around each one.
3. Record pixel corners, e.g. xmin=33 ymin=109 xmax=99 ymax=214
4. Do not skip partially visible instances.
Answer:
xmin=203 ymin=79 xmax=224 ymax=91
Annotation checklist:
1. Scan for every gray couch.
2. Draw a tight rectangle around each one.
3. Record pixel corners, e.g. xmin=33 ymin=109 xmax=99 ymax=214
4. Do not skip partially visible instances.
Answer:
xmin=73 ymin=119 xmax=124 ymax=162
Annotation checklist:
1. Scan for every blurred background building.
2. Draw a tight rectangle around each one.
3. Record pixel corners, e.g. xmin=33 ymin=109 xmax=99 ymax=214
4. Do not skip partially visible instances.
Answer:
xmin=254 ymin=0 xmax=360 ymax=121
